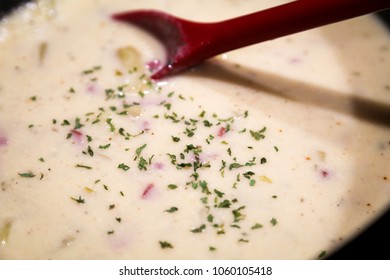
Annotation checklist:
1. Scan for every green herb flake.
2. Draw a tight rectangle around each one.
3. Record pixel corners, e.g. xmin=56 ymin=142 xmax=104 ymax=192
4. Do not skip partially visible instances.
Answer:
xmin=18 ymin=172 xmax=35 ymax=178
xmin=61 ymin=119 xmax=70 ymax=126
xmin=200 ymin=197 xmax=208 ymax=204
xmin=74 ymin=118 xmax=84 ymax=129
xmin=86 ymin=146 xmax=94 ymax=157
xmin=99 ymin=144 xmax=111 ymax=149
xmin=167 ymin=153 xmax=177 ymax=165
xmin=165 ymin=207 xmax=179 ymax=213
xmin=191 ymin=224 xmax=206 ymax=233
xmin=191 ymin=172 xmax=199 ymax=181
xmin=250 ymin=127 xmax=266 ymax=141
xmin=171 ymin=136 xmax=181 ymax=142
xmin=227 ymin=147 xmax=232 ymax=156
xmin=229 ymin=162 xmax=243 ymax=170
xmin=118 ymin=163 xmax=130 ymax=171
xmin=199 ymin=180 xmax=211 ymax=194
xmin=82 ymin=65 xmax=101 ymax=75
xmin=70 ymin=196 xmax=85 ymax=204
xmin=203 ymin=120 xmax=213 ymax=127
xmin=214 ymin=224 xmax=225 ymax=235
xmin=106 ymin=118 xmax=115 ymax=132
xmin=167 ymin=184 xmax=178 ymax=190
xmin=105 ymin=89 xmax=115 ymax=100
xmin=75 ymin=164 xmax=92 ymax=169
xmin=245 ymin=157 xmax=257 ymax=167
xmin=251 ymin=223 xmax=263 ymax=230
xmin=232 ymin=206 xmax=246 ymax=222
xmin=209 ymin=246 xmax=217 ymax=252
xmin=184 ymin=127 xmax=195 ymax=137
xmin=318 ymin=250 xmax=327 ymax=259
xmin=138 ymin=157 xmax=148 ymax=171
xmin=135 ymin=144 xmax=147 ymax=160
xmin=220 ymin=160 xmax=226 ymax=171
xmin=243 ymin=171 xmax=255 ymax=179
xmin=238 ymin=238 xmax=249 ymax=243
xmin=159 ymin=241 xmax=173 ymax=249
xmin=270 ymin=218 xmax=278 ymax=226
xmin=218 ymin=199 xmax=231 ymax=208
xmin=214 ymin=189 xmax=225 ymax=198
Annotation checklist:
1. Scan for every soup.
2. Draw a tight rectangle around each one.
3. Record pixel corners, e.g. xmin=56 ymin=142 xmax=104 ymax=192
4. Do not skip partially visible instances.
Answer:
xmin=0 ymin=0 xmax=389 ymax=259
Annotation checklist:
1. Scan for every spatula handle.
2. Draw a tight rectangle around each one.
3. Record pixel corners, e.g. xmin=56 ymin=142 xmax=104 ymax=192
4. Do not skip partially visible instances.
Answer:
xmin=207 ymin=0 xmax=390 ymax=55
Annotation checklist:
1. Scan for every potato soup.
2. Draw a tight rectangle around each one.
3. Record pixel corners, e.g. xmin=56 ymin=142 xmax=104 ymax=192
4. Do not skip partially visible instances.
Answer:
xmin=0 ymin=0 xmax=389 ymax=259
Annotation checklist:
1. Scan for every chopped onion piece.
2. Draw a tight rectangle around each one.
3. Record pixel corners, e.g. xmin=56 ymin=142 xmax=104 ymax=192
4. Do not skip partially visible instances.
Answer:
xmin=0 ymin=220 xmax=12 ymax=247
xmin=116 ymin=46 xmax=143 ymax=73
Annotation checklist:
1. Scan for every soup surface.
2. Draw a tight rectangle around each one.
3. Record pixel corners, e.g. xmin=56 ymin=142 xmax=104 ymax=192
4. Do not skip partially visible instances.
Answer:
xmin=0 ymin=0 xmax=389 ymax=259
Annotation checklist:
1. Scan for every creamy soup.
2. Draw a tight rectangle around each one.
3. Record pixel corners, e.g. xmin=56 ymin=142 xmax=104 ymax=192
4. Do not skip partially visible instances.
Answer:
xmin=0 ymin=0 xmax=389 ymax=260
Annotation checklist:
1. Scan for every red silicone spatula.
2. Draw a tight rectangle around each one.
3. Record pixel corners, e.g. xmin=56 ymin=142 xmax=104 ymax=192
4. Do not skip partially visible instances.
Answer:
xmin=112 ymin=0 xmax=390 ymax=80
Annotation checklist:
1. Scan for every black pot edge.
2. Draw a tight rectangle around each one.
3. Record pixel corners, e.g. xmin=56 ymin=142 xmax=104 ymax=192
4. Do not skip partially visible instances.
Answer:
xmin=0 ymin=0 xmax=30 ymax=19
xmin=327 ymin=208 xmax=390 ymax=260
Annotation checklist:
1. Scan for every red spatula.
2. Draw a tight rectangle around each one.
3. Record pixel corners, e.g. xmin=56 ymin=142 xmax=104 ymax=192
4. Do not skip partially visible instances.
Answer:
xmin=112 ymin=0 xmax=390 ymax=80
